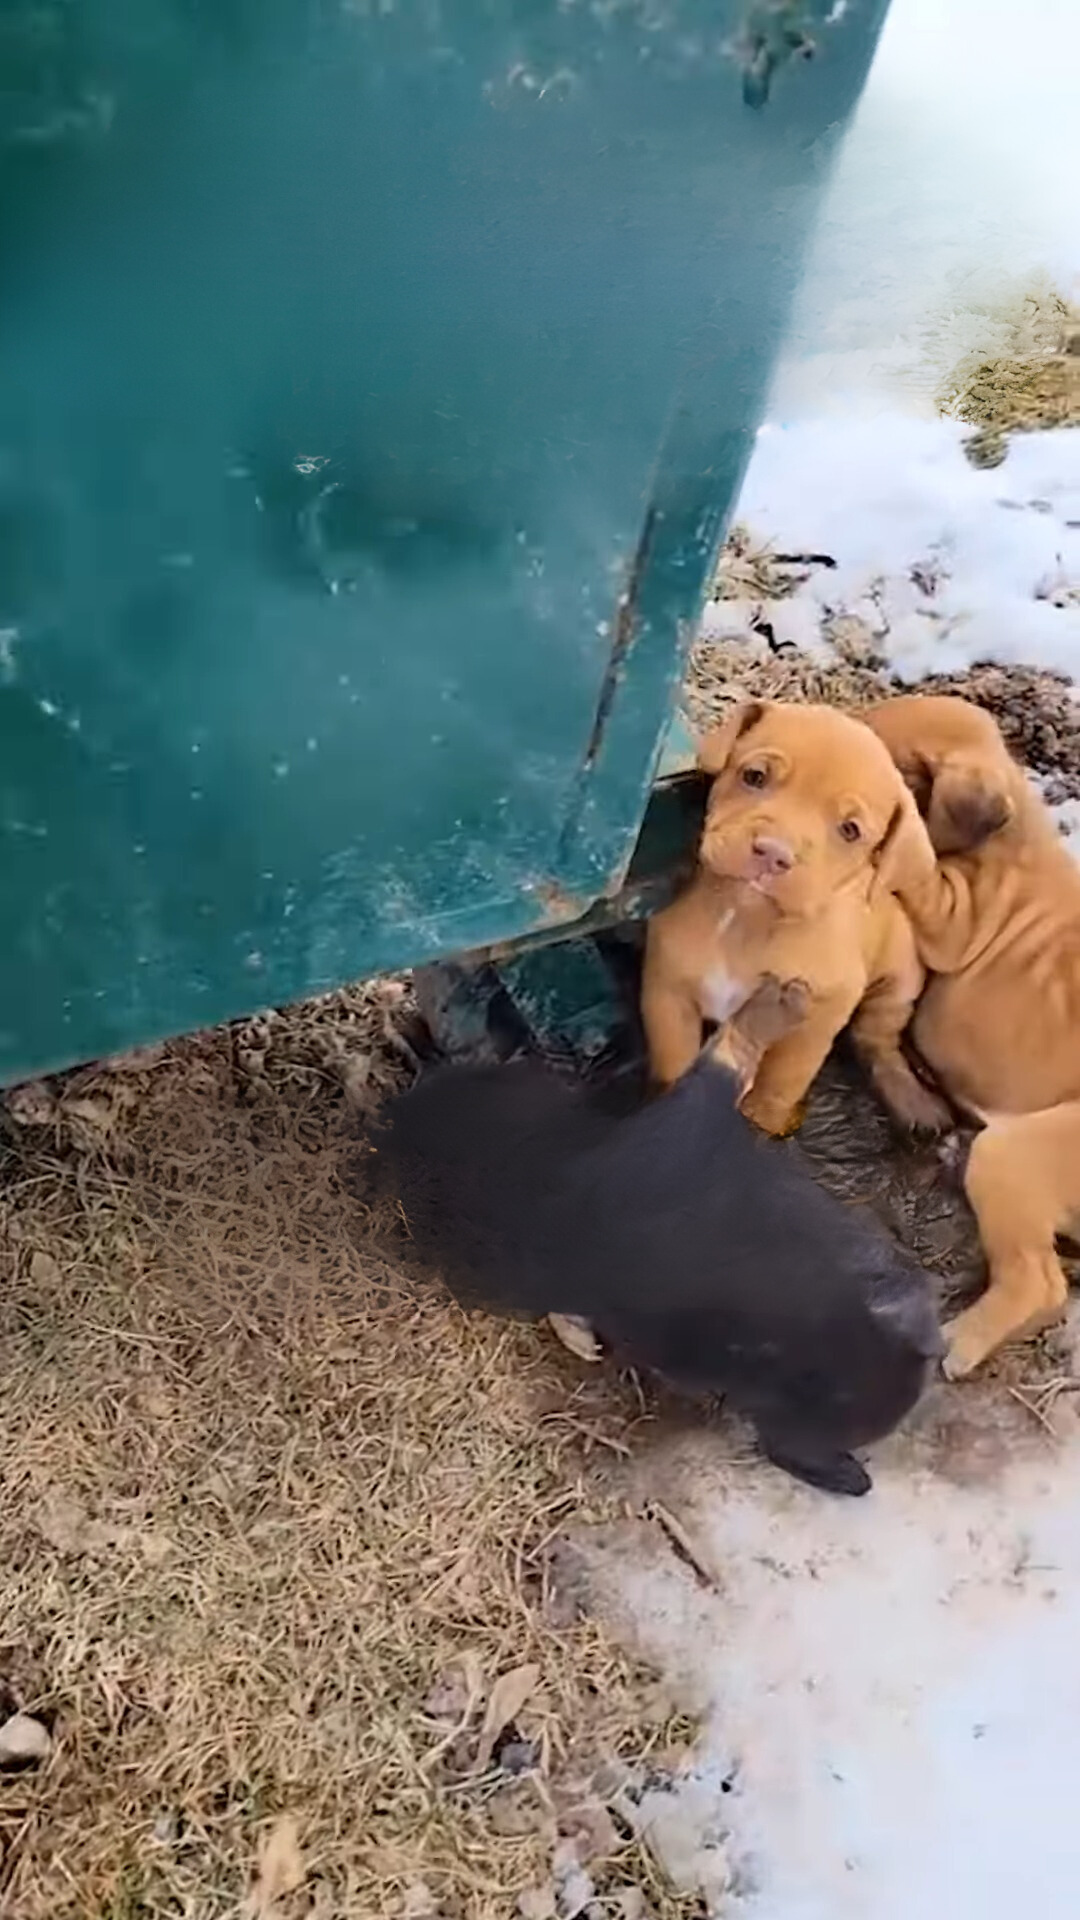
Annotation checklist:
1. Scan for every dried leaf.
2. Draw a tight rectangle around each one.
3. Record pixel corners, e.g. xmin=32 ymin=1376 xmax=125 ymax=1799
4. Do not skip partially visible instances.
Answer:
xmin=29 ymin=1249 xmax=61 ymax=1286
xmin=476 ymin=1663 xmax=540 ymax=1771
xmin=0 ymin=1713 xmax=52 ymax=1769
xmin=248 ymin=1815 xmax=304 ymax=1916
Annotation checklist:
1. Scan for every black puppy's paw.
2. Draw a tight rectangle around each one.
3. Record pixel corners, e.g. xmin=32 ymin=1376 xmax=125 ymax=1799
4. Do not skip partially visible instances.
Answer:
xmin=763 ymin=1445 xmax=872 ymax=1498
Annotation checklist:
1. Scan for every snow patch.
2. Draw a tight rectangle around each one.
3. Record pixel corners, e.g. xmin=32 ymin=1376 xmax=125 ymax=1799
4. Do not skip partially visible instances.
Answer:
xmin=723 ymin=419 xmax=1080 ymax=683
xmin=587 ymin=1409 xmax=1080 ymax=1919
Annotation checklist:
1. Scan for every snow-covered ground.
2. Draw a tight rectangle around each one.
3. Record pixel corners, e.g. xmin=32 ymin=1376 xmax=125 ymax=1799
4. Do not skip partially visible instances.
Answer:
xmin=606 ymin=2 xmax=1080 ymax=1913
xmin=706 ymin=0 xmax=1080 ymax=688
xmin=585 ymin=1381 xmax=1080 ymax=1919
xmin=706 ymin=421 xmax=1080 ymax=682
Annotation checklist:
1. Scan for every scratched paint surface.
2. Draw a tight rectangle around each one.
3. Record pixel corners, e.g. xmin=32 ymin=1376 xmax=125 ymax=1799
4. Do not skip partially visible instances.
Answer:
xmin=0 ymin=0 xmax=886 ymax=1080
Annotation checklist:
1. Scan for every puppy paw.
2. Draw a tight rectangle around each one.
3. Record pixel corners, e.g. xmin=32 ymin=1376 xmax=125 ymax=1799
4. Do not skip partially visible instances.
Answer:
xmin=737 ymin=1070 xmax=808 ymax=1135
xmin=943 ymin=1287 xmax=1067 ymax=1380
xmin=548 ymin=1314 xmax=603 ymax=1364
xmin=738 ymin=975 xmax=812 ymax=1051
xmin=940 ymin=1310 xmax=992 ymax=1381
xmin=889 ymin=1079 xmax=953 ymax=1138
xmin=742 ymin=1096 xmax=807 ymax=1138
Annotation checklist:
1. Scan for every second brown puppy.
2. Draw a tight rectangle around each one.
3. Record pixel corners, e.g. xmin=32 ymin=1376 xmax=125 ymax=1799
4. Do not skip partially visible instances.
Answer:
xmin=642 ymin=700 xmax=946 ymax=1136
xmin=865 ymin=692 xmax=1080 ymax=1377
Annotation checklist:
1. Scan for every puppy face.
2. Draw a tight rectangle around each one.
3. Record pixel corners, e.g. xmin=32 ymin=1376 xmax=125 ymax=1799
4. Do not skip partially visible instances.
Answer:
xmin=696 ymin=701 xmax=922 ymax=916
xmin=863 ymin=696 xmax=1020 ymax=856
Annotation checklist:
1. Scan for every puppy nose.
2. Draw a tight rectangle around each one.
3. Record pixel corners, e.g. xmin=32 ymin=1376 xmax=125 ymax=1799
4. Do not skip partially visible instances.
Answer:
xmin=750 ymin=834 xmax=794 ymax=876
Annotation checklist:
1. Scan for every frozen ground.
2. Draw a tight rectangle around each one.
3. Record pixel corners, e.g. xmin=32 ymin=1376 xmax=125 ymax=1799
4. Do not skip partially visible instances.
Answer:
xmin=704 ymin=420 xmax=1080 ymax=683
xmin=584 ymin=1378 xmax=1080 ymax=1918
xmin=700 ymin=0 xmax=1080 ymax=688
xmin=607 ymin=0 xmax=1080 ymax=1912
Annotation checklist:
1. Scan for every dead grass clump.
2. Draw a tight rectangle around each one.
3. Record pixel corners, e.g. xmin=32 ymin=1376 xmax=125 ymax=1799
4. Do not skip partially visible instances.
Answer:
xmin=938 ymin=297 xmax=1080 ymax=466
xmin=683 ymin=630 xmax=892 ymax=734
xmin=708 ymin=524 xmax=810 ymax=603
xmin=0 ymin=983 xmax=690 ymax=1920
xmin=942 ymin=340 xmax=1080 ymax=436
xmin=685 ymin=635 xmax=1080 ymax=800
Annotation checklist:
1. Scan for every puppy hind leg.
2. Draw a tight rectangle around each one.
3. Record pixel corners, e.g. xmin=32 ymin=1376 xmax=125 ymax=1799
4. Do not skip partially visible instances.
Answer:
xmin=943 ymin=1107 xmax=1079 ymax=1378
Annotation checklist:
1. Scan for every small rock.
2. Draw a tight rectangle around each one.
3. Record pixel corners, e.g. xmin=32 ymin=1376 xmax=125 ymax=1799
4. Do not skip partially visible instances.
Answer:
xmin=5 ymin=1082 xmax=56 ymax=1127
xmin=610 ymin=1895 xmax=657 ymax=1920
xmin=423 ymin=1665 xmax=471 ymax=1723
xmin=29 ymin=1249 xmax=62 ymax=1287
xmin=152 ymin=1807 xmax=181 ymax=1845
xmin=401 ymin=1882 xmax=441 ymax=1920
xmin=494 ymin=1734 xmax=540 ymax=1775
xmin=0 ymin=1713 xmax=51 ymax=1769
xmin=517 ymin=1887 xmax=557 ymax=1920
xmin=552 ymin=1840 xmax=594 ymax=1920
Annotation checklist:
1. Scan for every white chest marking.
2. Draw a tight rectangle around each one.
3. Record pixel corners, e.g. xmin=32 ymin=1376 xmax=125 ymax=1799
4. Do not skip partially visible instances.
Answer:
xmin=702 ymin=905 xmax=750 ymax=1025
xmin=701 ymin=967 xmax=752 ymax=1025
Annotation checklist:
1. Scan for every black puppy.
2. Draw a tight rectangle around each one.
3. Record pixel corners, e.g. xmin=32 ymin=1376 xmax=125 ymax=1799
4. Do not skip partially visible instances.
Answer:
xmin=373 ymin=981 xmax=941 ymax=1496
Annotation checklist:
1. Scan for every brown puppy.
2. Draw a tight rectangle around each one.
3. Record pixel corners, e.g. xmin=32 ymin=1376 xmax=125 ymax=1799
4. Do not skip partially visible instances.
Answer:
xmin=864 ymin=692 xmax=1080 ymax=1377
xmin=641 ymin=700 xmax=945 ymax=1136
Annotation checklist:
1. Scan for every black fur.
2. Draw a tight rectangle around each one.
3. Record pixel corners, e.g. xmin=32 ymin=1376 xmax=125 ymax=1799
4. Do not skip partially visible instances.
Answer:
xmin=372 ymin=1050 xmax=942 ymax=1496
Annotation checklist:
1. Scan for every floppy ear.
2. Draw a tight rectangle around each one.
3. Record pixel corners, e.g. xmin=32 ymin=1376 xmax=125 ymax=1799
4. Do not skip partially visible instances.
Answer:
xmin=926 ymin=757 xmax=1015 ymax=855
xmin=872 ymin=784 xmax=936 ymax=895
xmin=696 ymin=700 xmax=767 ymax=776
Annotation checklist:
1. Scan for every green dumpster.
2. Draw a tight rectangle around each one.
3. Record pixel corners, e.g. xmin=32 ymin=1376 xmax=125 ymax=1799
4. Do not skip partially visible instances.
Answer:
xmin=0 ymin=0 xmax=888 ymax=1083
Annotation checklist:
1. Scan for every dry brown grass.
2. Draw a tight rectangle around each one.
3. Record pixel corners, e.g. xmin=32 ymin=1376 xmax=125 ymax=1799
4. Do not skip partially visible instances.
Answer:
xmin=938 ymin=297 xmax=1080 ymax=466
xmin=0 ymin=986 xmax=695 ymax=1920
xmin=685 ymin=631 xmax=1080 ymax=801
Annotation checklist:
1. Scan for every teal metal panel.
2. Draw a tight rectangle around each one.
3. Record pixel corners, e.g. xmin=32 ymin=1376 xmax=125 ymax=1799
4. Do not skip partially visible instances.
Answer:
xmin=0 ymin=0 xmax=888 ymax=1081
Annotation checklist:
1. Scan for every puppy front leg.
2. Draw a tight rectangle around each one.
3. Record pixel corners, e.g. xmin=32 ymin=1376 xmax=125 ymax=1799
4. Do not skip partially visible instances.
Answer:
xmin=641 ymin=971 xmax=703 ymax=1088
xmin=737 ymin=1000 xmax=846 ymax=1137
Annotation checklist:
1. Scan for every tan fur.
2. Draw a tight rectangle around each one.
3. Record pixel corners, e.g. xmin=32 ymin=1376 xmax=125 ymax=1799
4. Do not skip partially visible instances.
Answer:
xmin=641 ymin=701 xmax=947 ymax=1137
xmin=865 ymin=693 xmax=1080 ymax=1376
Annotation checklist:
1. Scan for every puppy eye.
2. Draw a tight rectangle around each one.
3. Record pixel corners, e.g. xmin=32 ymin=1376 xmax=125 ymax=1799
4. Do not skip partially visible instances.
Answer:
xmin=838 ymin=818 xmax=862 ymax=843
xmin=740 ymin=765 xmax=768 ymax=790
